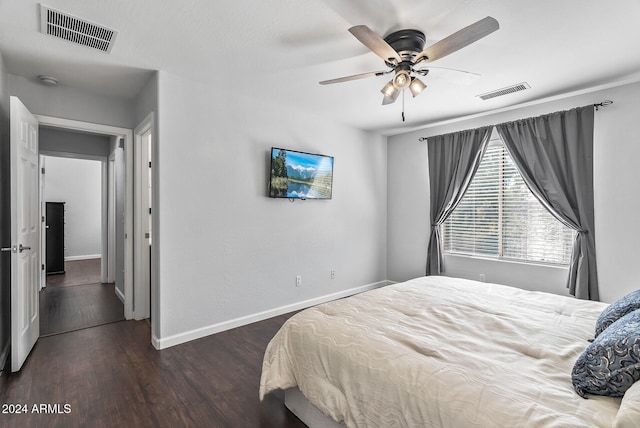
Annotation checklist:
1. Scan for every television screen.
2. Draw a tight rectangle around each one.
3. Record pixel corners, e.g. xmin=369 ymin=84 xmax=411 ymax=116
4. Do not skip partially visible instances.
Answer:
xmin=269 ymin=148 xmax=334 ymax=199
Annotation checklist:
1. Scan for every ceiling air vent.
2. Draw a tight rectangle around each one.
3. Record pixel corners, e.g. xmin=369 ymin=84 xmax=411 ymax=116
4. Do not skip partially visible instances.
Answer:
xmin=40 ymin=4 xmax=118 ymax=53
xmin=477 ymin=82 xmax=531 ymax=101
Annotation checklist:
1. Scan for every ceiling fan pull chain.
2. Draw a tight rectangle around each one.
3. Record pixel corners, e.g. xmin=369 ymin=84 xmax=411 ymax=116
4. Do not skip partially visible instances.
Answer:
xmin=402 ymin=90 xmax=406 ymax=122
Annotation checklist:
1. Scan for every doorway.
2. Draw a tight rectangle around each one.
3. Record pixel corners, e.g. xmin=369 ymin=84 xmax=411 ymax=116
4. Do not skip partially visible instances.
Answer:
xmin=34 ymin=115 xmax=137 ymax=322
xmin=39 ymin=155 xmax=124 ymax=336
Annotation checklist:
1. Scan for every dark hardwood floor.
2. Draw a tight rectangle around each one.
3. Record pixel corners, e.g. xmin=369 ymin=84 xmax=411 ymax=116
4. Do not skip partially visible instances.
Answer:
xmin=40 ymin=259 xmax=124 ymax=336
xmin=0 ymin=314 xmax=306 ymax=428
xmin=46 ymin=259 xmax=102 ymax=288
xmin=39 ymin=283 xmax=124 ymax=336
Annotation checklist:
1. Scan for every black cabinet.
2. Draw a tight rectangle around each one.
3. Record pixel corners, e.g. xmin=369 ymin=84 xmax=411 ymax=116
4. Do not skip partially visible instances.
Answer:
xmin=46 ymin=202 xmax=65 ymax=274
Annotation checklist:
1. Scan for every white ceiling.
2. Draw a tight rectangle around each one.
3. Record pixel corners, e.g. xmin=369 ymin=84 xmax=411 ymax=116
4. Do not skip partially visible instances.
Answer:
xmin=1 ymin=0 xmax=639 ymax=135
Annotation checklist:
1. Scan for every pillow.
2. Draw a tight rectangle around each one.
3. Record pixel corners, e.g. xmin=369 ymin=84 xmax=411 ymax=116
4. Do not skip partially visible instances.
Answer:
xmin=614 ymin=380 xmax=640 ymax=428
xmin=595 ymin=290 xmax=640 ymax=337
xmin=572 ymin=309 xmax=640 ymax=398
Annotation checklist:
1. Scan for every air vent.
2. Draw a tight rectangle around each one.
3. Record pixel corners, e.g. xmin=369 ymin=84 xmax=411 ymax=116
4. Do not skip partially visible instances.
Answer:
xmin=40 ymin=4 xmax=118 ymax=53
xmin=477 ymin=82 xmax=531 ymax=100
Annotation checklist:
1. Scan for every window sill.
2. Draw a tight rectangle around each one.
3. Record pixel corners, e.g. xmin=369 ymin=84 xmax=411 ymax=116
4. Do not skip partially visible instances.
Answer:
xmin=442 ymin=253 xmax=570 ymax=296
xmin=443 ymin=252 xmax=569 ymax=271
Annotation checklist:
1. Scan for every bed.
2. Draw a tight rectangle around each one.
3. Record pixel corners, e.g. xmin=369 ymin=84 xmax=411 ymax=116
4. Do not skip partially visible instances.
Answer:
xmin=259 ymin=276 xmax=640 ymax=427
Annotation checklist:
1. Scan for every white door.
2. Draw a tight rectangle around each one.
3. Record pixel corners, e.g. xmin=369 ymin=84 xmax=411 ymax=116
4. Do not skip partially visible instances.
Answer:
xmin=9 ymin=97 xmax=40 ymax=372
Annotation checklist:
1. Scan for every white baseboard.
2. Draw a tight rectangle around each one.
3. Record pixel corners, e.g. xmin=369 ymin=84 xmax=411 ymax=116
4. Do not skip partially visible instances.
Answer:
xmin=152 ymin=280 xmax=392 ymax=350
xmin=114 ymin=285 xmax=125 ymax=304
xmin=64 ymin=254 xmax=101 ymax=261
xmin=152 ymin=334 xmax=162 ymax=350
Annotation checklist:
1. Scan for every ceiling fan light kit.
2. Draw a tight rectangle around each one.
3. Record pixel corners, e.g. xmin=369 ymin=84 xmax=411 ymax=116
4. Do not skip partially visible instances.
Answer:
xmin=392 ymin=69 xmax=411 ymax=90
xmin=381 ymin=80 xmax=398 ymax=97
xmin=321 ymin=16 xmax=499 ymax=119
xmin=381 ymin=84 xmax=400 ymax=105
xmin=409 ymin=77 xmax=427 ymax=97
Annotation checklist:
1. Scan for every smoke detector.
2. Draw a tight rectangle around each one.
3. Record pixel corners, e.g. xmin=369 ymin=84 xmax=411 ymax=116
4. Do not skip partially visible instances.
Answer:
xmin=39 ymin=4 xmax=118 ymax=53
xmin=37 ymin=75 xmax=58 ymax=86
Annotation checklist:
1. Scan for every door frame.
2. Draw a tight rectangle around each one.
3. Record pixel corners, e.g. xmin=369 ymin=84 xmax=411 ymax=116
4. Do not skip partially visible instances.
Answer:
xmin=39 ymin=155 xmax=46 ymax=290
xmin=107 ymin=152 xmax=116 ymax=283
xmin=35 ymin=115 xmax=135 ymax=320
xmin=133 ymin=113 xmax=154 ymax=321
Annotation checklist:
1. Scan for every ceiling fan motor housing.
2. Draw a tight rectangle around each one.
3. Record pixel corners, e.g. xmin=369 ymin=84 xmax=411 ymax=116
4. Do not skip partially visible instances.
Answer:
xmin=384 ymin=29 xmax=426 ymax=62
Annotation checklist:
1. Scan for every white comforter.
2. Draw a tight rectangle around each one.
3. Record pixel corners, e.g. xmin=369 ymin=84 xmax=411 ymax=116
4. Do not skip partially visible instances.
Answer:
xmin=259 ymin=276 xmax=626 ymax=427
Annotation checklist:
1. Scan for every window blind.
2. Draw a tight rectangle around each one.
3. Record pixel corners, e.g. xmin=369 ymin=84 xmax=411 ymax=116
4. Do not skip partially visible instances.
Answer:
xmin=442 ymin=139 xmax=576 ymax=265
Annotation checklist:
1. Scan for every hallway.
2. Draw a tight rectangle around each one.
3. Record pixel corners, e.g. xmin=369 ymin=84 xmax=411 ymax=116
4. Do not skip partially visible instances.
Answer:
xmin=40 ymin=259 xmax=124 ymax=336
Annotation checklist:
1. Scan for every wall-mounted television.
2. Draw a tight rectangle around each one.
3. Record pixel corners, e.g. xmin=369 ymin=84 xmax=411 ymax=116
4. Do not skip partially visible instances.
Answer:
xmin=269 ymin=147 xmax=334 ymax=199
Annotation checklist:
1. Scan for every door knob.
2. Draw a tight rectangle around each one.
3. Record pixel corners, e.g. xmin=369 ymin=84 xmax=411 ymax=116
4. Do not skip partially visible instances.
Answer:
xmin=1 ymin=246 xmax=14 ymax=253
xmin=18 ymin=244 xmax=31 ymax=253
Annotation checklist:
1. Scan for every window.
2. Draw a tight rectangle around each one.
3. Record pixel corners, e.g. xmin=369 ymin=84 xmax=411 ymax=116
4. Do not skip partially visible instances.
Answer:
xmin=441 ymin=138 xmax=576 ymax=265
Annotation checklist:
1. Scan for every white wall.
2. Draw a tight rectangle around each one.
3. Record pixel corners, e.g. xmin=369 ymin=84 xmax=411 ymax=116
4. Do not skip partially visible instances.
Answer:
xmin=155 ymin=71 xmax=387 ymax=346
xmin=8 ymin=74 xmax=135 ymax=129
xmin=44 ymin=156 xmax=102 ymax=260
xmin=387 ymin=81 xmax=640 ymax=303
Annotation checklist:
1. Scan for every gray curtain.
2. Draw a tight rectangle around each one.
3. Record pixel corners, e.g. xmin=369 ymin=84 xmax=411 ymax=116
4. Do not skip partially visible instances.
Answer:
xmin=426 ymin=126 xmax=492 ymax=275
xmin=496 ymin=106 xmax=597 ymax=300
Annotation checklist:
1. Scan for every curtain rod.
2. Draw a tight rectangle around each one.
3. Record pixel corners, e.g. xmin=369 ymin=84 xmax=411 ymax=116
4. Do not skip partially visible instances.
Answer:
xmin=593 ymin=100 xmax=613 ymax=111
xmin=418 ymin=100 xmax=614 ymax=141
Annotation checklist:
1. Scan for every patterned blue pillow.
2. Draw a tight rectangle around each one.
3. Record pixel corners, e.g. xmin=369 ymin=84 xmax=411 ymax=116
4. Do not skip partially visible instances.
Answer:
xmin=595 ymin=290 xmax=640 ymax=337
xmin=572 ymin=309 xmax=640 ymax=398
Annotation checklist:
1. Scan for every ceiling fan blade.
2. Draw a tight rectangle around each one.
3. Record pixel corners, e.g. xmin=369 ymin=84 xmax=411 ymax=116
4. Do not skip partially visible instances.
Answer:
xmin=415 ymin=66 xmax=481 ymax=85
xmin=348 ymin=25 xmax=401 ymax=64
xmin=319 ymin=70 xmax=391 ymax=85
xmin=415 ymin=65 xmax=480 ymax=77
xmin=415 ymin=16 xmax=499 ymax=64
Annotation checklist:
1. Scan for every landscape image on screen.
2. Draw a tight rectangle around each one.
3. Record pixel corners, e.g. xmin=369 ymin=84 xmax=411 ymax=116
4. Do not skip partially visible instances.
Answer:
xmin=270 ymin=148 xmax=333 ymax=199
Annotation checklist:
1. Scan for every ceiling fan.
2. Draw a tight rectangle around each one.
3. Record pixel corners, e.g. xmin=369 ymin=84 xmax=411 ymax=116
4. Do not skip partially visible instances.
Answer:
xmin=320 ymin=16 xmax=499 ymax=106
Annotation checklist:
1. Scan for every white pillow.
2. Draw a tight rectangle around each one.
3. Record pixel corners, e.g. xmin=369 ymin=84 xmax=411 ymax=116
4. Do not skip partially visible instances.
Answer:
xmin=614 ymin=381 xmax=640 ymax=428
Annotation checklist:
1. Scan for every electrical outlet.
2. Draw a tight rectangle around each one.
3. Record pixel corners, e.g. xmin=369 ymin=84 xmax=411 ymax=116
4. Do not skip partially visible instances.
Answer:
xmin=296 ymin=275 xmax=302 ymax=287
xmin=330 ymin=270 xmax=335 ymax=279
xmin=479 ymin=273 xmax=486 ymax=282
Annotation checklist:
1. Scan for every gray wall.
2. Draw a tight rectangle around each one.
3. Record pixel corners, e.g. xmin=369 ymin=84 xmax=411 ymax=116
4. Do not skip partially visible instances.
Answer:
xmin=40 ymin=127 xmax=111 ymax=158
xmin=135 ymin=72 xmax=158 ymax=125
xmin=0 ymin=52 xmax=10 ymax=368
xmin=387 ymin=81 xmax=640 ymax=304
